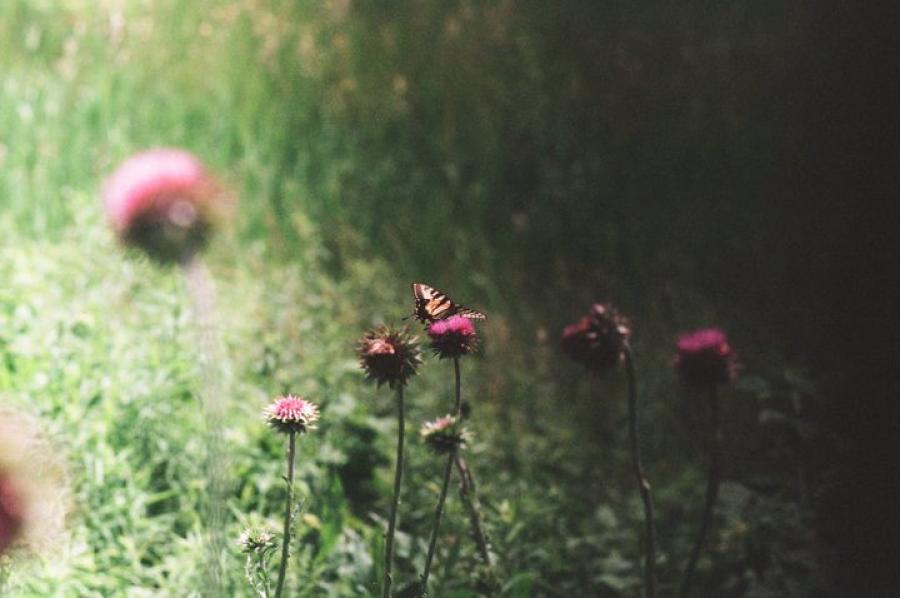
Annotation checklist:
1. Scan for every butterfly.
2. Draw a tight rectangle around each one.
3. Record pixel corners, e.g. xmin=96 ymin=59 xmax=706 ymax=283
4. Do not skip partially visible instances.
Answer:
xmin=410 ymin=283 xmax=486 ymax=324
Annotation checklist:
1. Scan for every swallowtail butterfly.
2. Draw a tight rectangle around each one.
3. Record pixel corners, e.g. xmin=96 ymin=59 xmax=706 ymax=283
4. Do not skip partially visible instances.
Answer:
xmin=410 ymin=283 xmax=486 ymax=324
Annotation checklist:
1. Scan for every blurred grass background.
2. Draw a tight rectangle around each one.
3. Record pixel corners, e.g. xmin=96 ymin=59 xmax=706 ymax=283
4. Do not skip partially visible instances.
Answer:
xmin=1 ymin=0 xmax=896 ymax=595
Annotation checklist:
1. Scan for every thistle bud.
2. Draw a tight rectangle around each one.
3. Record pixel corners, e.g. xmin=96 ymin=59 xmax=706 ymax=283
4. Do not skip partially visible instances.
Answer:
xmin=237 ymin=527 xmax=278 ymax=555
xmin=420 ymin=415 xmax=468 ymax=455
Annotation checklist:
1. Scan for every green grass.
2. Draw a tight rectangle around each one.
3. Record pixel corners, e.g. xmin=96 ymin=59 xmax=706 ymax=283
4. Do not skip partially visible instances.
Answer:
xmin=0 ymin=1 xmax=827 ymax=596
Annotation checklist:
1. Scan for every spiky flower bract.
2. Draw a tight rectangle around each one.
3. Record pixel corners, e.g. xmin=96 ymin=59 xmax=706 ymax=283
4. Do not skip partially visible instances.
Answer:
xmin=674 ymin=328 xmax=738 ymax=387
xmin=102 ymin=149 xmax=225 ymax=264
xmin=561 ymin=303 xmax=631 ymax=373
xmin=264 ymin=395 xmax=320 ymax=435
xmin=427 ymin=315 xmax=479 ymax=359
xmin=237 ymin=527 xmax=278 ymax=555
xmin=420 ymin=415 xmax=468 ymax=455
xmin=357 ymin=325 xmax=422 ymax=388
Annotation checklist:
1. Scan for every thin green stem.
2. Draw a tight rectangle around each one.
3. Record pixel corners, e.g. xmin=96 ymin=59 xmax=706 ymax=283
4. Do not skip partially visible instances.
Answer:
xmin=678 ymin=385 xmax=721 ymax=598
xmin=454 ymin=454 xmax=492 ymax=567
xmin=383 ymin=385 xmax=406 ymax=598
xmin=259 ymin=551 xmax=272 ymax=598
xmin=274 ymin=431 xmax=297 ymax=598
xmin=453 ymin=357 xmax=462 ymax=414
xmin=422 ymin=452 xmax=454 ymax=592
xmin=421 ymin=357 xmax=463 ymax=592
xmin=624 ymin=345 xmax=657 ymax=598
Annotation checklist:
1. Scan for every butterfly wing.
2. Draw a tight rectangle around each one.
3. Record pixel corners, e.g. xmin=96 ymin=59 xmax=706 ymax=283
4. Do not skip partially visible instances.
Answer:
xmin=410 ymin=283 xmax=485 ymax=323
xmin=455 ymin=306 xmax=486 ymax=320
xmin=411 ymin=283 xmax=452 ymax=323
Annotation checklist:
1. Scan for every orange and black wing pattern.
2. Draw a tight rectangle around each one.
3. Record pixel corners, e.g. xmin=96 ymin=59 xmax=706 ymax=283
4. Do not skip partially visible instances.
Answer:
xmin=410 ymin=283 xmax=486 ymax=324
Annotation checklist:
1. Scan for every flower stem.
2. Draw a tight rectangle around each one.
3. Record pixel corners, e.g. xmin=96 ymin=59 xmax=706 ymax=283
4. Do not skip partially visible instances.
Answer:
xmin=421 ymin=357 xmax=463 ymax=592
xmin=383 ymin=385 xmax=406 ymax=598
xmin=181 ymin=254 xmax=227 ymax=596
xmin=453 ymin=357 xmax=462 ymax=415
xmin=259 ymin=552 xmax=272 ymax=598
xmin=422 ymin=454 xmax=454 ymax=592
xmin=624 ymin=345 xmax=657 ymax=598
xmin=678 ymin=385 xmax=721 ymax=598
xmin=454 ymin=454 xmax=492 ymax=567
xmin=274 ymin=430 xmax=297 ymax=598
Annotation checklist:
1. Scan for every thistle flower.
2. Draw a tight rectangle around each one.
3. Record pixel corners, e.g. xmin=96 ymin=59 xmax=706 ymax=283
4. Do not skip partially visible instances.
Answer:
xmin=420 ymin=415 xmax=468 ymax=455
xmin=238 ymin=526 xmax=279 ymax=598
xmin=102 ymin=149 xmax=225 ymax=264
xmin=427 ymin=316 xmax=478 ymax=359
xmin=237 ymin=527 xmax=278 ymax=555
xmin=0 ymin=472 xmax=24 ymax=555
xmin=264 ymin=395 xmax=320 ymax=435
xmin=357 ymin=326 xmax=422 ymax=388
xmin=674 ymin=328 xmax=738 ymax=387
xmin=561 ymin=303 xmax=631 ymax=373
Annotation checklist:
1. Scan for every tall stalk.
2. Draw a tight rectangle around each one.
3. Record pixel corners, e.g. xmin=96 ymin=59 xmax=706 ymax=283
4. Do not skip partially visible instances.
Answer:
xmin=383 ymin=386 xmax=406 ymax=598
xmin=624 ymin=345 xmax=657 ymax=598
xmin=182 ymin=255 xmax=227 ymax=596
xmin=274 ymin=431 xmax=297 ymax=598
xmin=421 ymin=357 xmax=463 ymax=591
xmin=678 ymin=385 xmax=721 ymax=598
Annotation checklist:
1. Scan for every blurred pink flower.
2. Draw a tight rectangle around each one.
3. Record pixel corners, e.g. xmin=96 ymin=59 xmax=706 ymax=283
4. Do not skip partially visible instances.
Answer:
xmin=674 ymin=328 xmax=738 ymax=387
xmin=0 ymin=471 xmax=24 ymax=555
xmin=102 ymin=149 xmax=222 ymax=263
xmin=427 ymin=316 xmax=478 ymax=359
xmin=0 ymin=409 xmax=69 ymax=558
xmin=264 ymin=395 xmax=320 ymax=435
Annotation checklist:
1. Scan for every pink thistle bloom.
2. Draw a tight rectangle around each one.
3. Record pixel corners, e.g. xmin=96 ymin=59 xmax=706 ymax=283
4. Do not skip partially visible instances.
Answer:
xmin=0 ymin=472 xmax=24 ymax=555
xmin=420 ymin=415 xmax=468 ymax=454
xmin=560 ymin=303 xmax=631 ymax=373
xmin=674 ymin=328 xmax=738 ymax=387
xmin=264 ymin=395 xmax=320 ymax=435
xmin=427 ymin=315 xmax=478 ymax=359
xmin=102 ymin=149 xmax=223 ymax=264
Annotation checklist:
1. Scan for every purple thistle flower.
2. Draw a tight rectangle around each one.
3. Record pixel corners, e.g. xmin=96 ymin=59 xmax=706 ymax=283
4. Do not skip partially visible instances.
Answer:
xmin=264 ymin=395 xmax=320 ymax=435
xmin=560 ymin=303 xmax=631 ymax=373
xmin=674 ymin=328 xmax=738 ymax=387
xmin=427 ymin=316 xmax=478 ymax=359
xmin=102 ymin=149 xmax=225 ymax=264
